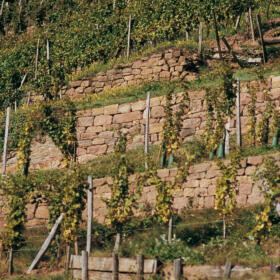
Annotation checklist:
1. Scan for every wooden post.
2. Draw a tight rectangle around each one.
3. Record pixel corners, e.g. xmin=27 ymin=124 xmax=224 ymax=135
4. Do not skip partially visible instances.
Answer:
xmin=198 ymin=22 xmax=203 ymax=56
xmin=75 ymin=241 xmax=79 ymax=255
xmin=82 ymin=250 xmax=88 ymax=280
xmin=256 ymin=14 xmax=267 ymax=63
xmin=185 ymin=30 xmax=189 ymax=40
xmin=145 ymin=92 xmax=150 ymax=169
xmin=112 ymin=252 xmax=119 ymax=280
xmin=221 ymin=36 xmax=242 ymax=67
xmin=168 ymin=216 xmax=173 ymax=243
xmin=225 ymin=117 xmax=230 ymax=156
xmin=113 ymin=233 xmax=121 ymax=253
xmin=127 ymin=14 xmax=132 ymax=60
xmin=8 ymin=248 xmax=13 ymax=275
xmin=173 ymin=258 xmax=182 ymax=280
xmin=136 ymin=254 xmax=144 ymax=280
xmin=235 ymin=14 xmax=241 ymax=30
xmin=270 ymin=261 xmax=276 ymax=273
xmin=35 ymin=39 xmax=40 ymax=79
xmin=1 ymin=106 xmax=10 ymax=175
xmin=65 ymin=245 xmax=71 ymax=270
xmin=47 ymin=39 xmax=50 ymax=74
xmin=0 ymin=0 xmax=4 ymax=15
xmin=27 ymin=213 xmax=64 ymax=274
xmin=20 ymin=73 xmax=27 ymax=88
xmin=249 ymin=8 xmax=255 ymax=42
xmin=212 ymin=9 xmax=222 ymax=60
xmin=236 ymin=79 xmax=241 ymax=147
xmin=223 ymin=261 xmax=232 ymax=278
xmin=86 ymin=175 xmax=93 ymax=254
xmin=46 ymin=39 xmax=50 ymax=61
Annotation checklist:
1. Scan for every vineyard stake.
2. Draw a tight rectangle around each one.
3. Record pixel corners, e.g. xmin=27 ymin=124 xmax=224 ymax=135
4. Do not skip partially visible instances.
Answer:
xmin=136 ymin=254 xmax=144 ymax=280
xmin=86 ymin=175 xmax=93 ymax=254
xmin=168 ymin=216 xmax=173 ymax=243
xmin=174 ymin=258 xmax=182 ymax=280
xmin=1 ymin=106 xmax=10 ymax=175
xmin=221 ymin=36 xmax=242 ymax=67
xmin=35 ymin=39 xmax=40 ymax=79
xmin=212 ymin=9 xmax=222 ymax=60
xmin=198 ymin=22 xmax=203 ymax=56
xmin=236 ymin=79 xmax=242 ymax=147
xmin=225 ymin=117 xmax=230 ymax=156
xmin=145 ymin=91 xmax=150 ymax=169
xmin=82 ymin=250 xmax=88 ymax=280
xmin=27 ymin=213 xmax=64 ymax=274
xmin=249 ymin=7 xmax=255 ymax=42
xmin=112 ymin=252 xmax=119 ymax=280
xmin=127 ymin=14 xmax=132 ymax=59
xmin=256 ymin=14 xmax=267 ymax=63
xmin=8 ymin=248 xmax=13 ymax=275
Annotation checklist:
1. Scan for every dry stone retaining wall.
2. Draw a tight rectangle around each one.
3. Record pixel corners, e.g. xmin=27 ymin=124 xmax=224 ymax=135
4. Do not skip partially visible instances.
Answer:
xmin=2 ymin=76 xmax=280 ymax=172
xmin=3 ymin=153 xmax=273 ymax=229
xmin=62 ymin=48 xmax=199 ymax=99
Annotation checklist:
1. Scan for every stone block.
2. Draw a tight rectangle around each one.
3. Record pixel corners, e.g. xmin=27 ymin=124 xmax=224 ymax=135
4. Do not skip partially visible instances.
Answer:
xmin=208 ymin=185 xmax=216 ymax=196
xmin=124 ymin=75 xmax=134 ymax=81
xmin=86 ymin=126 xmax=103 ymax=133
xmin=93 ymin=178 xmax=107 ymax=187
xmin=206 ymin=169 xmax=221 ymax=179
xmin=184 ymin=188 xmax=194 ymax=197
xmin=151 ymin=106 xmax=165 ymax=118
xmin=142 ymin=68 xmax=153 ymax=75
xmin=77 ymin=117 xmax=94 ymax=127
xmin=78 ymin=154 xmax=97 ymax=163
xmin=270 ymin=88 xmax=280 ymax=100
xmin=78 ymin=140 xmax=92 ymax=148
xmin=69 ymin=80 xmax=82 ymax=88
xmin=180 ymin=128 xmax=195 ymax=138
xmin=157 ymin=169 xmax=170 ymax=178
xmin=113 ymin=111 xmax=142 ymax=124
xmin=77 ymin=109 xmax=92 ymax=117
xmin=247 ymin=186 xmax=264 ymax=204
xmin=92 ymin=107 xmax=104 ymax=116
xmin=239 ymin=183 xmax=253 ymax=195
xmin=235 ymin=194 xmax=247 ymax=206
xmin=118 ymin=103 xmax=131 ymax=113
xmin=132 ymin=100 xmax=146 ymax=111
xmin=153 ymin=66 xmax=162 ymax=73
xmin=87 ymin=144 xmax=108 ymax=155
xmin=132 ymin=68 xmax=141 ymax=75
xmin=175 ymin=66 xmax=184 ymax=72
xmin=133 ymin=135 xmax=144 ymax=143
xmin=204 ymin=196 xmax=215 ymax=208
xmin=247 ymin=155 xmax=263 ymax=166
xmin=174 ymin=197 xmax=187 ymax=210
xmin=81 ymin=80 xmax=90 ymax=87
xmin=159 ymin=71 xmax=171 ymax=79
xmin=94 ymin=115 xmax=112 ymax=126
xmin=77 ymin=147 xmax=86 ymax=156
xmin=132 ymin=61 xmax=142 ymax=69
xmin=104 ymin=104 xmax=119 ymax=115
xmin=35 ymin=205 xmax=49 ymax=219
xmin=165 ymin=53 xmax=173 ymax=60
xmin=150 ymin=96 xmax=162 ymax=107
xmin=245 ymin=166 xmax=256 ymax=175
xmin=190 ymin=162 xmax=212 ymax=174
xmin=92 ymin=138 xmax=105 ymax=145
xmin=81 ymin=133 xmax=96 ymax=140
xmin=272 ymin=75 xmax=280 ymax=89
xmin=183 ymin=118 xmax=201 ymax=128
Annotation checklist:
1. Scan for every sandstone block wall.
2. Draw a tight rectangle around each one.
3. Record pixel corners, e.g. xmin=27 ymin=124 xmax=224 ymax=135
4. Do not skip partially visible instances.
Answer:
xmin=2 ymin=76 xmax=280 ymax=172
xmin=62 ymin=48 xmax=199 ymax=99
xmin=9 ymin=153 xmax=273 ymax=229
